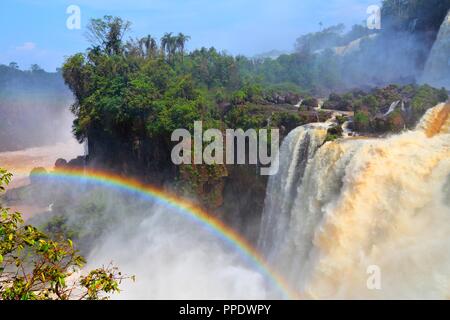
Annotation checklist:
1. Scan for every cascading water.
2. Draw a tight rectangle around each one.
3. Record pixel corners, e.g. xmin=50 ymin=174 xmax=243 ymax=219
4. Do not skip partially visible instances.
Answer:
xmin=259 ymin=103 xmax=450 ymax=299
xmin=258 ymin=124 xmax=329 ymax=257
xmin=384 ymin=100 xmax=400 ymax=116
xmin=421 ymin=10 xmax=450 ymax=89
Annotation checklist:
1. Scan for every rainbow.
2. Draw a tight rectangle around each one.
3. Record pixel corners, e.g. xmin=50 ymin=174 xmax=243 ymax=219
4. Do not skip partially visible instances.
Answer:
xmin=35 ymin=167 xmax=300 ymax=300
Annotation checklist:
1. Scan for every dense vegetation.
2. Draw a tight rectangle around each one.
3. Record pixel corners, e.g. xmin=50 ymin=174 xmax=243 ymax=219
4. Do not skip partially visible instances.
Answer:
xmin=322 ymin=84 xmax=448 ymax=133
xmin=61 ymin=16 xmax=311 ymax=211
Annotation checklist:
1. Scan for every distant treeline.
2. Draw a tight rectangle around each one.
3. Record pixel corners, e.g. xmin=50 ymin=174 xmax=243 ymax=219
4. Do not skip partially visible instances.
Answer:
xmin=0 ymin=63 xmax=68 ymax=94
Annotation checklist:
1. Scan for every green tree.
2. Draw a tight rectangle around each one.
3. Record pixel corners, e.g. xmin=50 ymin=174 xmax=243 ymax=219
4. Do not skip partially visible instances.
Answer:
xmin=354 ymin=111 xmax=371 ymax=132
xmin=161 ymin=32 xmax=177 ymax=62
xmin=140 ymin=35 xmax=159 ymax=58
xmin=86 ymin=16 xmax=131 ymax=55
xmin=176 ymin=33 xmax=191 ymax=60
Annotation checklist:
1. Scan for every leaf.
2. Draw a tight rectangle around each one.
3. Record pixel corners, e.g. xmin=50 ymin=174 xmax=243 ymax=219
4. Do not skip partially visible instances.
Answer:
xmin=0 ymin=254 xmax=3 ymax=264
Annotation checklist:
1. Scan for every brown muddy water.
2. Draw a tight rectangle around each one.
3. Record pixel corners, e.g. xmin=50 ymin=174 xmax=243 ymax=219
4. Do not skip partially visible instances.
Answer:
xmin=0 ymin=139 xmax=84 ymax=218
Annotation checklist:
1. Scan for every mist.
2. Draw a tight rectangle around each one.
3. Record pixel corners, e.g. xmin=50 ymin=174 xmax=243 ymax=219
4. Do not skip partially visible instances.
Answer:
xmin=24 ymin=180 xmax=278 ymax=299
xmin=87 ymin=206 xmax=270 ymax=299
xmin=337 ymin=31 xmax=426 ymax=88
xmin=245 ymin=3 xmax=450 ymax=94
xmin=296 ymin=22 xmax=446 ymax=92
xmin=0 ymin=65 xmax=85 ymax=188
xmin=0 ymin=66 xmax=77 ymax=152
xmin=336 ymin=3 xmax=450 ymax=90
xmin=0 ymin=96 xmax=76 ymax=151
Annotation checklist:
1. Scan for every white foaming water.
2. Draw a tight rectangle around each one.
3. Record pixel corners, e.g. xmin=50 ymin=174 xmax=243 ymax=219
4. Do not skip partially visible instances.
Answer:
xmin=259 ymin=103 xmax=450 ymax=299
xmin=259 ymin=124 xmax=329 ymax=257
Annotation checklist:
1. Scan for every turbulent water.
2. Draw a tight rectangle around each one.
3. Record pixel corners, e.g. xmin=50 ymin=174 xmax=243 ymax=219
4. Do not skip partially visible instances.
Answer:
xmin=259 ymin=103 xmax=450 ymax=299
xmin=259 ymin=124 xmax=330 ymax=256
xmin=422 ymin=10 xmax=450 ymax=89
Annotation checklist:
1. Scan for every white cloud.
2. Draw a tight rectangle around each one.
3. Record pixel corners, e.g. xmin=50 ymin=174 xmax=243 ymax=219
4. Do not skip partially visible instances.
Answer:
xmin=15 ymin=42 xmax=37 ymax=51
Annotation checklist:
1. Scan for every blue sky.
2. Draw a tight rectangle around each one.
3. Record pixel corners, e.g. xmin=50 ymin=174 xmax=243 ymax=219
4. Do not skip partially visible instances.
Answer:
xmin=0 ymin=0 xmax=380 ymax=71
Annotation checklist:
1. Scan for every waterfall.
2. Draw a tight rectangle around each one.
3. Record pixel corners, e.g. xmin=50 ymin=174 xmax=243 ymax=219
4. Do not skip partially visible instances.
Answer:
xmin=259 ymin=124 xmax=329 ymax=256
xmin=421 ymin=10 xmax=450 ymax=89
xmin=384 ymin=100 xmax=400 ymax=116
xmin=259 ymin=103 xmax=450 ymax=299
xmin=294 ymin=99 xmax=304 ymax=108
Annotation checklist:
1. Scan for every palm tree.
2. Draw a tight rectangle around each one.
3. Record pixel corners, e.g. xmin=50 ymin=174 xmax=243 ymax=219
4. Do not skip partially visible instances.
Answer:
xmin=161 ymin=32 xmax=174 ymax=61
xmin=148 ymin=37 xmax=158 ymax=58
xmin=139 ymin=35 xmax=158 ymax=58
xmin=176 ymin=33 xmax=191 ymax=60
xmin=124 ymin=37 xmax=143 ymax=57
xmin=169 ymin=35 xmax=178 ymax=61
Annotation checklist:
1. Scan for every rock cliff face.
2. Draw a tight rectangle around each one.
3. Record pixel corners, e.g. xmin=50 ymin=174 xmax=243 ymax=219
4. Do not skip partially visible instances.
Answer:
xmin=221 ymin=165 xmax=268 ymax=242
xmin=422 ymin=10 xmax=450 ymax=89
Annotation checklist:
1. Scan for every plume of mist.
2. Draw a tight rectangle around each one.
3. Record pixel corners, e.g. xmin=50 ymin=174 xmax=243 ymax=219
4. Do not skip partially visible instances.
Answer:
xmin=338 ymin=31 xmax=427 ymax=88
xmin=26 ymin=182 xmax=275 ymax=299
xmin=334 ymin=1 xmax=450 ymax=90
xmin=87 ymin=205 xmax=270 ymax=299
xmin=0 ymin=67 xmax=75 ymax=152
xmin=292 ymin=4 xmax=450 ymax=93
